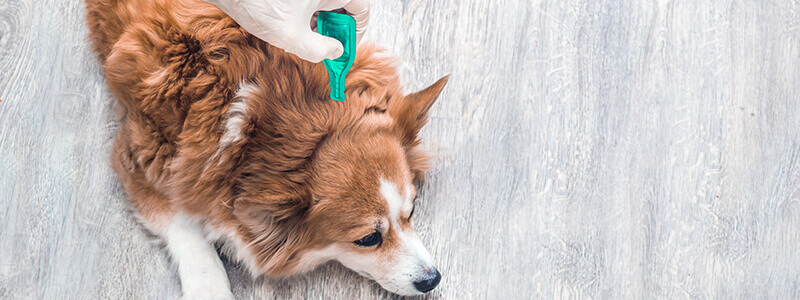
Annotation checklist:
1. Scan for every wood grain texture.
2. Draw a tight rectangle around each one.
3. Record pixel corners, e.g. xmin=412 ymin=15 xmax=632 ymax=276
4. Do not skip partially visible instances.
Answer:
xmin=2 ymin=0 xmax=800 ymax=299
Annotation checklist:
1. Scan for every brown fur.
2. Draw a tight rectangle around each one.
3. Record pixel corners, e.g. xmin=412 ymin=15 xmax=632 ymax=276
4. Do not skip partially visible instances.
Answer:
xmin=86 ymin=0 xmax=447 ymax=276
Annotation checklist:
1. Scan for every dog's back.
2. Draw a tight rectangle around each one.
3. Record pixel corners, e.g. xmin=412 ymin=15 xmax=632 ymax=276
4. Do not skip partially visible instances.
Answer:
xmin=86 ymin=0 xmax=293 ymax=220
xmin=85 ymin=0 xmax=247 ymax=132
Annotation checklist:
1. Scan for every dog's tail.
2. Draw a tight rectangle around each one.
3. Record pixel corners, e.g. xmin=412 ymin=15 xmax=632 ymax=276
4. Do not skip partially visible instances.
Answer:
xmin=84 ymin=0 xmax=128 ymax=61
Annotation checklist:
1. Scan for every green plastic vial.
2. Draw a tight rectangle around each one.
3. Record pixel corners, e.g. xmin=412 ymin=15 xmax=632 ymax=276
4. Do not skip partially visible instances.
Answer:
xmin=317 ymin=11 xmax=356 ymax=101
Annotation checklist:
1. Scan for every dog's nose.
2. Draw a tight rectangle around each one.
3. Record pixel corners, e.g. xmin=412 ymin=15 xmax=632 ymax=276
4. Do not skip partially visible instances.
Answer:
xmin=413 ymin=268 xmax=441 ymax=293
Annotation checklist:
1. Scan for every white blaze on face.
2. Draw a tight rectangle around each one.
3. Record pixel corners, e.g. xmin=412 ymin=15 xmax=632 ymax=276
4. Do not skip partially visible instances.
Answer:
xmin=375 ymin=178 xmax=435 ymax=294
xmin=380 ymin=179 xmax=433 ymax=266
xmin=380 ymin=178 xmax=406 ymax=221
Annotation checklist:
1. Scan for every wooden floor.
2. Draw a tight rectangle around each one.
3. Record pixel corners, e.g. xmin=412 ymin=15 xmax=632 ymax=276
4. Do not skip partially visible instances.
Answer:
xmin=2 ymin=0 xmax=800 ymax=298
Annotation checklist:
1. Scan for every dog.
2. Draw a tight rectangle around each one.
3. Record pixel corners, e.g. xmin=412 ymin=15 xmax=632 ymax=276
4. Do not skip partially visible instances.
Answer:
xmin=85 ymin=0 xmax=448 ymax=297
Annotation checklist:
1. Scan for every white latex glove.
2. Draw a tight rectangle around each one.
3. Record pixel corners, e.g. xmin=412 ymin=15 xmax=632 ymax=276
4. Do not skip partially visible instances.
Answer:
xmin=204 ymin=0 xmax=369 ymax=63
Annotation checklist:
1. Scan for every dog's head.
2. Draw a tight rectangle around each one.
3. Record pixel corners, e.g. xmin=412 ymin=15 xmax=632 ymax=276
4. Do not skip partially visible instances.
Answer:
xmin=230 ymin=46 xmax=448 ymax=295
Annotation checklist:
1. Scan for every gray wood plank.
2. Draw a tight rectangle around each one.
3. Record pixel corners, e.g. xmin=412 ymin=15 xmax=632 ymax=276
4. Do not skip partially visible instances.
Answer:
xmin=1 ymin=0 xmax=799 ymax=299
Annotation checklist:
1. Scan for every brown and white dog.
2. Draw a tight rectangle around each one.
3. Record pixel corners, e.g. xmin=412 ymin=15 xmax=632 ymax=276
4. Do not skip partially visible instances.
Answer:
xmin=85 ymin=0 xmax=447 ymax=297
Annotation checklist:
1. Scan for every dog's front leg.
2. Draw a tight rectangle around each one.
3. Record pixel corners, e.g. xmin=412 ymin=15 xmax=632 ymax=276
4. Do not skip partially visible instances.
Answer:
xmin=162 ymin=213 xmax=234 ymax=300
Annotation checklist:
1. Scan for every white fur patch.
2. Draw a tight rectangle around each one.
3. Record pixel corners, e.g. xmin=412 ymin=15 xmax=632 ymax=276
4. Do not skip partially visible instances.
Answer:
xmin=379 ymin=179 xmax=415 ymax=225
xmin=219 ymin=82 xmax=258 ymax=149
xmin=294 ymin=245 xmax=343 ymax=273
xmin=162 ymin=213 xmax=233 ymax=299
xmin=380 ymin=179 xmax=405 ymax=221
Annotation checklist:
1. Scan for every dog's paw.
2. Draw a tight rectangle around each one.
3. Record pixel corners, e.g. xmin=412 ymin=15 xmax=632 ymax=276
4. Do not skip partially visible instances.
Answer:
xmin=180 ymin=289 xmax=235 ymax=300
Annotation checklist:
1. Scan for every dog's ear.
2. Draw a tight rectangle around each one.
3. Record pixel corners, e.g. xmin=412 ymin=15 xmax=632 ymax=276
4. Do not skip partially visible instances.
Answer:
xmin=390 ymin=76 xmax=449 ymax=146
xmin=388 ymin=75 xmax=448 ymax=179
xmin=232 ymin=184 xmax=311 ymax=275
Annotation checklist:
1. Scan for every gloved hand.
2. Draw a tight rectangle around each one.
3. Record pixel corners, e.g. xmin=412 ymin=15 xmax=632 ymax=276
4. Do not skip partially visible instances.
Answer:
xmin=204 ymin=0 xmax=369 ymax=63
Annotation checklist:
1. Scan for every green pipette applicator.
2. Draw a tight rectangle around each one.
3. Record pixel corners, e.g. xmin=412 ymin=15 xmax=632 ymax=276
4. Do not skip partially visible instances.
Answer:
xmin=317 ymin=11 xmax=356 ymax=101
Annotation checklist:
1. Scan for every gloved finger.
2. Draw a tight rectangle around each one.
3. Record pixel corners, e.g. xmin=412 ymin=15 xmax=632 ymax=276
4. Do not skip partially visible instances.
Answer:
xmin=285 ymin=29 xmax=344 ymax=63
xmin=317 ymin=0 xmax=351 ymax=11
xmin=343 ymin=0 xmax=369 ymax=43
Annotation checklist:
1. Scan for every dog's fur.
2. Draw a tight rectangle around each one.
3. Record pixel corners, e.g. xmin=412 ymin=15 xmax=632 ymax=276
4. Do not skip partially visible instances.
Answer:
xmin=85 ymin=0 xmax=447 ymax=297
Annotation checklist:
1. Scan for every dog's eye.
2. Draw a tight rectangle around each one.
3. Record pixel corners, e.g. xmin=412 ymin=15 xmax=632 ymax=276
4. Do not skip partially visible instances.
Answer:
xmin=354 ymin=231 xmax=382 ymax=247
